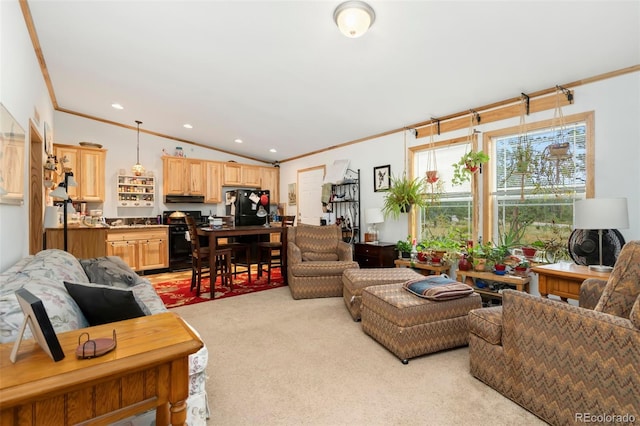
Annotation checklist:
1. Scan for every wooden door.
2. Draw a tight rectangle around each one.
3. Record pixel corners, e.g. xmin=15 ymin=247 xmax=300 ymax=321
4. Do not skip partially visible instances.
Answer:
xmin=163 ymin=157 xmax=186 ymax=195
xmin=187 ymin=160 xmax=204 ymax=195
xmin=54 ymin=146 xmax=78 ymax=198
xmin=138 ymin=238 xmax=167 ymax=270
xmin=297 ymin=166 xmax=325 ymax=225
xmin=260 ymin=167 xmax=279 ymax=203
xmin=204 ymin=161 xmax=222 ymax=203
xmin=106 ymin=240 xmax=137 ymax=269
xmin=79 ymin=149 xmax=105 ymax=201
xmin=29 ymin=122 xmax=43 ymax=254
xmin=223 ymin=163 xmax=242 ymax=186
xmin=242 ymin=165 xmax=261 ymax=187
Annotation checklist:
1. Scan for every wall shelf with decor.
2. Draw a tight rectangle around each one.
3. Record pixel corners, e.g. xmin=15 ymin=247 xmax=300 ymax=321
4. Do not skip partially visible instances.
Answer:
xmin=117 ymin=175 xmax=155 ymax=207
xmin=329 ymin=169 xmax=360 ymax=244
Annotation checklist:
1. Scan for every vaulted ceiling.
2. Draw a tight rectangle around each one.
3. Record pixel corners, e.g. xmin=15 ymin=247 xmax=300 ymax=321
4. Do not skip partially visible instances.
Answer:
xmin=26 ymin=1 xmax=640 ymax=163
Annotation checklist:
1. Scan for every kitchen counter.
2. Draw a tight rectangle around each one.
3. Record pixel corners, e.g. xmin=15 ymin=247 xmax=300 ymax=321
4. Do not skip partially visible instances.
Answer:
xmin=108 ymin=224 xmax=168 ymax=229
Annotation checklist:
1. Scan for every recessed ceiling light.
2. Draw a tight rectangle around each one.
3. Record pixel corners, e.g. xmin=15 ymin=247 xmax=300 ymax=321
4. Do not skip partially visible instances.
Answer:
xmin=111 ymin=103 xmax=124 ymax=110
xmin=269 ymin=148 xmax=277 ymax=153
xmin=234 ymin=139 xmax=243 ymax=144
xmin=183 ymin=124 xmax=193 ymax=129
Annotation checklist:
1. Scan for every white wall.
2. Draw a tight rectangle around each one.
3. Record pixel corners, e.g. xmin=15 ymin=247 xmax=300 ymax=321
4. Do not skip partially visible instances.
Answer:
xmin=278 ymin=71 xmax=640 ymax=245
xmin=0 ymin=0 xmax=56 ymax=271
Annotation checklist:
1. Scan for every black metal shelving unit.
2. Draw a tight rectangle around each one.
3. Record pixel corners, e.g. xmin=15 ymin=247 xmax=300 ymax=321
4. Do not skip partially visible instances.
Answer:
xmin=329 ymin=168 xmax=360 ymax=244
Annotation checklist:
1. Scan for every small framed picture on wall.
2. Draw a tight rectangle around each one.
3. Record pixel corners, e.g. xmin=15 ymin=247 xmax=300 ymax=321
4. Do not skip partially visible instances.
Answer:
xmin=373 ymin=165 xmax=391 ymax=192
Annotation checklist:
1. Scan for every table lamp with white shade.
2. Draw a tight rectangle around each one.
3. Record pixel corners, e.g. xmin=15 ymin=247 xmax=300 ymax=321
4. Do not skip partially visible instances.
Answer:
xmin=573 ymin=197 xmax=629 ymax=272
xmin=365 ymin=207 xmax=384 ymax=243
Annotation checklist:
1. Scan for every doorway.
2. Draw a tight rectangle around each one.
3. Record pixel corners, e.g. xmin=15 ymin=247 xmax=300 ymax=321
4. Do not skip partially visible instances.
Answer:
xmin=296 ymin=165 xmax=325 ymax=225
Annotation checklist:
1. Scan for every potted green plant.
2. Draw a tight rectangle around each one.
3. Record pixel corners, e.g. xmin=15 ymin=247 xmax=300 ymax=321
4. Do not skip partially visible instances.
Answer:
xmin=514 ymin=259 xmax=530 ymax=276
xmin=451 ymin=150 xmax=490 ymax=186
xmin=396 ymin=237 xmax=413 ymax=259
xmin=381 ymin=173 xmax=429 ymax=220
xmin=489 ymin=244 xmax=510 ymax=274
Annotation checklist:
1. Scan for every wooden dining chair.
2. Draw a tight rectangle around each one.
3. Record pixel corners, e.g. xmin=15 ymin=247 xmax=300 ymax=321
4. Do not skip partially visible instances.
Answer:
xmin=186 ymin=216 xmax=233 ymax=297
xmin=215 ymin=216 xmax=252 ymax=283
xmin=256 ymin=215 xmax=296 ymax=284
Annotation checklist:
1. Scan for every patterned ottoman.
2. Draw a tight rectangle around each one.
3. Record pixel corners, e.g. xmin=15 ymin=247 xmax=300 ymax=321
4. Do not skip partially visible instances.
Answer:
xmin=342 ymin=268 xmax=423 ymax=321
xmin=361 ymin=283 xmax=482 ymax=364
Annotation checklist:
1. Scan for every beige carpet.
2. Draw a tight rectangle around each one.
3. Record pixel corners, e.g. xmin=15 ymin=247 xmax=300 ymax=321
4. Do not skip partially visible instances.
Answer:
xmin=172 ymin=287 xmax=546 ymax=426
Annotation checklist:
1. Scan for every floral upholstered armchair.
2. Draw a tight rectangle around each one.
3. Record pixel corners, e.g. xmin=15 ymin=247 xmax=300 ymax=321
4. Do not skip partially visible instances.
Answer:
xmin=286 ymin=224 xmax=359 ymax=299
xmin=468 ymin=241 xmax=640 ymax=424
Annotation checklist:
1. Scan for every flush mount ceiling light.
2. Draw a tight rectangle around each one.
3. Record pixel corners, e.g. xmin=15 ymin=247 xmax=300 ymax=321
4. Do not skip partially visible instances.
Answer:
xmin=333 ymin=1 xmax=375 ymax=38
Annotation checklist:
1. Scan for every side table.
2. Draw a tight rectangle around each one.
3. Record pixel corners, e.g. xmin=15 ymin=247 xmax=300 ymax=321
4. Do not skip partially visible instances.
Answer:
xmin=355 ymin=242 xmax=397 ymax=268
xmin=394 ymin=259 xmax=450 ymax=275
xmin=455 ymin=269 xmax=530 ymax=304
xmin=532 ymin=262 xmax=611 ymax=302
xmin=0 ymin=312 xmax=203 ymax=426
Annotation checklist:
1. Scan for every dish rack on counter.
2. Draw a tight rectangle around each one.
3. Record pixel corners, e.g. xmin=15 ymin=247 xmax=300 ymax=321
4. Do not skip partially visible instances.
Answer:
xmin=117 ymin=174 xmax=155 ymax=207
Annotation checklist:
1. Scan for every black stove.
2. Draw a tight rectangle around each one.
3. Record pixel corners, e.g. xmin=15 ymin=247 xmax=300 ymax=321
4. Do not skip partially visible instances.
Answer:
xmin=163 ymin=210 xmax=205 ymax=271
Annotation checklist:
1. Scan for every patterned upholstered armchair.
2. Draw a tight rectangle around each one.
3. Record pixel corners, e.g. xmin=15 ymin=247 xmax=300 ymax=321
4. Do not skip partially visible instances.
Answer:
xmin=468 ymin=240 xmax=640 ymax=424
xmin=287 ymin=224 xmax=359 ymax=299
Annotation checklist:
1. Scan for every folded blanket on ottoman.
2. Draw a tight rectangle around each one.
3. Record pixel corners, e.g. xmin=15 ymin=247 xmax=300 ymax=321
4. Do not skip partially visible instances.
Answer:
xmin=403 ymin=275 xmax=474 ymax=300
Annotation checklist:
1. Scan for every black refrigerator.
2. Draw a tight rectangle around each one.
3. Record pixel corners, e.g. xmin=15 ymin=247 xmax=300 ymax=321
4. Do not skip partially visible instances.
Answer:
xmin=225 ymin=189 xmax=270 ymax=226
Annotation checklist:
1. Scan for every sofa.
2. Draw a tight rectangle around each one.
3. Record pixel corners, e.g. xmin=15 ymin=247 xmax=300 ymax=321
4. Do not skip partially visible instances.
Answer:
xmin=0 ymin=249 xmax=209 ymax=425
xmin=286 ymin=224 xmax=359 ymax=299
xmin=468 ymin=240 xmax=640 ymax=425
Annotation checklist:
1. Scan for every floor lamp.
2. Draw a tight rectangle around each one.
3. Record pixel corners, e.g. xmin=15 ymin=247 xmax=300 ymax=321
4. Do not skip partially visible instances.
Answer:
xmin=573 ymin=197 xmax=629 ymax=272
xmin=49 ymin=171 xmax=77 ymax=251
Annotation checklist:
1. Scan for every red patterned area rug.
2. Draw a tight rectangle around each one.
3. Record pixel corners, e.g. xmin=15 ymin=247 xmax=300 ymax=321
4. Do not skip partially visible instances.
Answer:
xmin=152 ymin=268 xmax=284 ymax=308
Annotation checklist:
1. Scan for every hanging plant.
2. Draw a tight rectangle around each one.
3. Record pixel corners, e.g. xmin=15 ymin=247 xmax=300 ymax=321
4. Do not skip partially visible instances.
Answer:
xmin=451 ymin=112 xmax=489 ymax=186
xmin=381 ymin=173 xmax=429 ymax=220
xmin=426 ymin=170 xmax=439 ymax=184
xmin=451 ymin=150 xmax=490 ymax=186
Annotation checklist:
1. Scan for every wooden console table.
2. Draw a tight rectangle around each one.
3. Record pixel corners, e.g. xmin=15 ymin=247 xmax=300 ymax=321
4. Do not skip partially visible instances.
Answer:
xmin=532 ymin=263 xmax=611 ymax=302
xmin=395 ymin=259 xmax=450 ymax=275
xmin=0 ymin=312 xmax=203 ymax=426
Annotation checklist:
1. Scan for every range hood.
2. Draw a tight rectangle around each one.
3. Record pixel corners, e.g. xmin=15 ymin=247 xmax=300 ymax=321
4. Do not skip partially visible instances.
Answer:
xmin=165 ymin=195 xmax=205 ymax=204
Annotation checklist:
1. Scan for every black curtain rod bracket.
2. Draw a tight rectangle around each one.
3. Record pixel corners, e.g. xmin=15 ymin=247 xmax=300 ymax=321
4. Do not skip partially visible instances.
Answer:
xmin=521 ymin=93 xmax=530 ymax=115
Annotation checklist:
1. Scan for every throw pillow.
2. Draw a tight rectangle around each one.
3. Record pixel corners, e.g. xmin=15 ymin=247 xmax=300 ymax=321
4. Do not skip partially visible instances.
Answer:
xmin=79 ymin=256 xmax=141 ymax=289
xmin=64 ymin=281 xmax=147 ymax=326
xmin=403 ymin=275 xmax=474 ymax=301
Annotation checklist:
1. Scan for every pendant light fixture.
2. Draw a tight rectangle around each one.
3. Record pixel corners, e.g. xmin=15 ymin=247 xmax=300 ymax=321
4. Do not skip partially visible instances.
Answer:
xmin=333 ymin=1 xmax=375 ymax=38
xmin=131 ymin=120 xmax=145 ymax=176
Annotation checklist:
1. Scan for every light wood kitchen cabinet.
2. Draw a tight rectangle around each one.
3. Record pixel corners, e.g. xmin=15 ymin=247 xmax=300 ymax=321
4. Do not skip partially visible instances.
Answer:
xmin=53 ymin=144 xmax=106 ymax=202
xmin=242 ymin=165 xmax=261 ymax=186
xmin=204 ymin=161 xmax=223 ymax=203
xmin=45 ymin=227 xmax=108 ymax=258
xmin=223 ymin=162 xmax=262 ymax=187
xmin=106 ymin=227 xmax=168 ymax=271
xmin=222 ymin=162 xmax=243 ymax=186
xmin=260 ymin=166 xmax=279 ymax=203
xmin=163 ymin=156 xmax=204 ymax=196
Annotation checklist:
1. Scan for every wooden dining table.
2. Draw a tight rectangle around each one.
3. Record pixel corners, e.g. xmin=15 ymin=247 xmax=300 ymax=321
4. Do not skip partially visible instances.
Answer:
xmin=197 ymin=225 xmax=288 ymax=284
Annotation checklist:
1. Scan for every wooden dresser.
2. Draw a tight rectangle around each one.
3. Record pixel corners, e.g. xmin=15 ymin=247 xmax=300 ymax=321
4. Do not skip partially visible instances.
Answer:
xmin=0 ymin=312 xmax=202 ymax=426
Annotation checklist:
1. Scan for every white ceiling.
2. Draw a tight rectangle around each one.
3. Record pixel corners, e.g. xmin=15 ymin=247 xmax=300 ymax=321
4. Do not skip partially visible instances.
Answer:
xmin=28 ymin=1 xmax=640 ymax=163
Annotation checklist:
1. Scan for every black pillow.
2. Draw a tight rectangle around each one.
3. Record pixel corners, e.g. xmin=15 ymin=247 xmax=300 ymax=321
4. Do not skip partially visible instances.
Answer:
xmin=64 ymin=281 xmax=147 ymax=326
